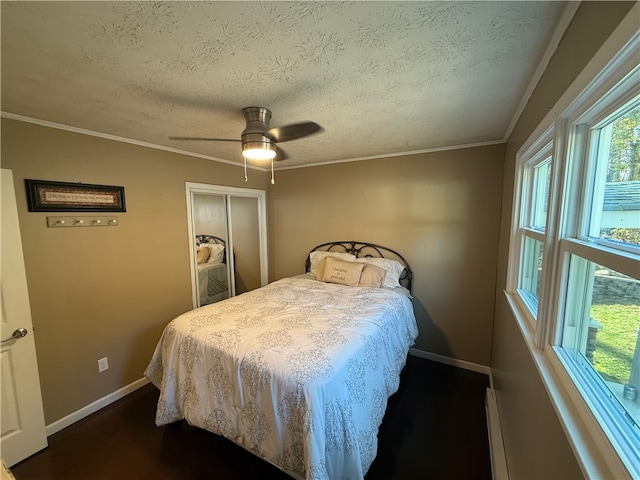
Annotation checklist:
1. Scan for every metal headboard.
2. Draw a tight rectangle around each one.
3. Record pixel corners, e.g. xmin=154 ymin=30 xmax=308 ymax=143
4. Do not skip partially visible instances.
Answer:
xmin=195 ymin=234 xmax=227 ymax=264
xmin=305 ymin=240 xmax=413 ymax=293
xmin=195 ymin=234 xmax=226 ymax=246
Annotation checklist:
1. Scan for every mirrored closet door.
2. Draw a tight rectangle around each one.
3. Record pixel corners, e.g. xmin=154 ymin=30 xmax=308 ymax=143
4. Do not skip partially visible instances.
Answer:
xmin=186 ymin=183 xmax=267 ymax=308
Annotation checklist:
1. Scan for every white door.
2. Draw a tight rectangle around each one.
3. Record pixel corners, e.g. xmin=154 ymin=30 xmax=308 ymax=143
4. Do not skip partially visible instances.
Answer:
xmin=0 ymin=169 xmax=47 ymax=466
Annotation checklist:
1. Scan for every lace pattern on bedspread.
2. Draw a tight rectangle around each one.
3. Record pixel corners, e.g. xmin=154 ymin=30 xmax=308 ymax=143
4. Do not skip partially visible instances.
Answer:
xmin=145 ymin=276 xmax=418 ymax=479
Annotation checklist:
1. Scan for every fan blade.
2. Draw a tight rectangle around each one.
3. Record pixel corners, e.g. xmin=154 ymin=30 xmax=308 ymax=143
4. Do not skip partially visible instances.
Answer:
xmin=169 ymin=136 xmax=241 ymax=142
xmin=274 ymin=146 xmax=289 ymax=162
xmin=267 ymin=122 xmax=322 ymax=143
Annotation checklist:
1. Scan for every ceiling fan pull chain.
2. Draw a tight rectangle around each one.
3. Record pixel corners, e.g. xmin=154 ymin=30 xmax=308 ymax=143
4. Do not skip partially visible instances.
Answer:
xmin=271 ymin=158 xmax=275 ymax=185
xmin=244 ymin=157 xmax=248 ymax=182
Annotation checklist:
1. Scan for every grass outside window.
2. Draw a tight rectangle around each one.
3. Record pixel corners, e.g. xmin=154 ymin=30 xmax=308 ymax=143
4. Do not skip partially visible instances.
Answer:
xmin=591 ymin=303 xmax=640 ymax=385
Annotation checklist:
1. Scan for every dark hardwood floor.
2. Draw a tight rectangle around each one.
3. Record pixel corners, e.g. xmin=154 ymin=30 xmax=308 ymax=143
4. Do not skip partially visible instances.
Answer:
xmin=12 ymin=355 xmax=491 ymax=480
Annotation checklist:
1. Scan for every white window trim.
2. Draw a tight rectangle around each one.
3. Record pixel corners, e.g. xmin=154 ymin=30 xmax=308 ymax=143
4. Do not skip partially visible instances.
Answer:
xmin=505 ymin=292 xmax=631 ymax=478
xmin=505 ymin=5 xmax=640 ymax=479
xmin=531 ymin=156 xmax=552 ymax=230
xmin=561 ymin=238 xmax=640 ymax=280
xmin=508 ymin=125 xmax=555 ymax=327
xmin=581 ymin=95 xmax=640 ymax=256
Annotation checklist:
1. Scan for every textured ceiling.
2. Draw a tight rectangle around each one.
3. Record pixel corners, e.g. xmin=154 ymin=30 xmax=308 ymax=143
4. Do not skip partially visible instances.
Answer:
xmin=1 ymin=1 xmax=568 ymax=169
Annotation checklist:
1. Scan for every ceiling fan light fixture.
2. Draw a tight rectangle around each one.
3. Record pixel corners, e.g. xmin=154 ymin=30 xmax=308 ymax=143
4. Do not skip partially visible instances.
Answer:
xmin=242 ymin=141 xmax=276 ymax=161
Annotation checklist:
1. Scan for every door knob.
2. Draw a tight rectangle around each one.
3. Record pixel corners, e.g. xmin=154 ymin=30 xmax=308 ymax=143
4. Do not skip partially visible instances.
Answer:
xmin=1 ymin=328 xmax=28 ymax=344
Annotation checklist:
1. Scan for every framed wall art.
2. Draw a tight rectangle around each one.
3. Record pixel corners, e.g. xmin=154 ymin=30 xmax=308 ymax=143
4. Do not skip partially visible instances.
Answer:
xmin=25 ymin=179 xmax=126 ymax=212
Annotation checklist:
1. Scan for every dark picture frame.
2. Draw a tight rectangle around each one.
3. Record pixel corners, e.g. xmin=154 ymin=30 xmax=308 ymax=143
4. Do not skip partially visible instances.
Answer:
xmin=25 ymin=179 xmax=126 ymax=212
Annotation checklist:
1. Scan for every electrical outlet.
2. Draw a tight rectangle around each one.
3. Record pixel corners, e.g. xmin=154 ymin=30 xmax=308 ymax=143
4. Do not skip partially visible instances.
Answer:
xmin=98 ymin=357 xmax=109 ymax=373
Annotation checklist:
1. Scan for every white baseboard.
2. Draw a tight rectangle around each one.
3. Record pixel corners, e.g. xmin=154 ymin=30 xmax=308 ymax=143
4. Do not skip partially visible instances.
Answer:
xmin=44 ymin=352 xmax=489 ymax=437
xmin=45 ymin=377 xmax=150 ymax=436
xmin=409 ymin=348 xmax=493 ymax=378
xmin=486 ymin=388 xmax=509 ymax=480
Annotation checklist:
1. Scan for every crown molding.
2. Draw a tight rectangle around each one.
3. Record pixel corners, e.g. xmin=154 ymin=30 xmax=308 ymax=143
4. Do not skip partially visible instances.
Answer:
xmin=2 ymin=111 xmax=503 ymax=172
xmin=503 ymin=1 xmax=581 ymax=142
xmin=0 ymin=112 xmax=267 ymax=172
xmin=274 ymin=139 xmax=505 ymax=171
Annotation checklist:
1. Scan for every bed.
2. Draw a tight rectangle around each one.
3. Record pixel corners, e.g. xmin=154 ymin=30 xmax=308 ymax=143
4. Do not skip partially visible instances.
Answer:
xmin=145 ymin=241 xmax=418 ymax=479
xmin=195 ymin=234 xmax=229 ymax=305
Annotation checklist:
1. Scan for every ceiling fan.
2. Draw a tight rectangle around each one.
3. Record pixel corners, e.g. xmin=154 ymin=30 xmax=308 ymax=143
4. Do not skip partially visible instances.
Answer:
xmin=169 ymin=106 xmax=322 ymax=163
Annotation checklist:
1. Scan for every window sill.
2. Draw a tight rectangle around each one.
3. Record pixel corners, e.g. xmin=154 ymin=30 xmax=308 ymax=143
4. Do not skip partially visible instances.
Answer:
xmin=503 ymin=291 xmax=632 ymax=479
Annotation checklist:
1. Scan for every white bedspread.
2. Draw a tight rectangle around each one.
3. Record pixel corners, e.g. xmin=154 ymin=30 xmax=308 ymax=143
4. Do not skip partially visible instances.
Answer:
xmin=197 ymin=262 xmax=228 ymax=304
xmin=145 ymin=276 xmax=418 ymax=479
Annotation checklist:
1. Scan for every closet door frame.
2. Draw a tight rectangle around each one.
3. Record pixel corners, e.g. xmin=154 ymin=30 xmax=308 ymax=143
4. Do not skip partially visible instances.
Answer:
xmin=186 ymin=182 xmax=268 ymax=309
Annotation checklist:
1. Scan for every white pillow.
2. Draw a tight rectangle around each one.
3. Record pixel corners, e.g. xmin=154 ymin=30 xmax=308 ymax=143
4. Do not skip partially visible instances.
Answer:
xmin=202 ymin=243 xmax=225 ymax=264
xmin=354 ymin=257 xmax=405 ymax=288
xmin=309 ymin=251 xmax=356 ymax=278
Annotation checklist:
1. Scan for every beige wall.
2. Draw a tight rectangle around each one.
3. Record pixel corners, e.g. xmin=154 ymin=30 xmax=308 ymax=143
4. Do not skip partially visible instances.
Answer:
xmin=4 ymin=120 xmax=504 ymax=425
xmin=491 ymin=2 xmax=635 ymax=478
xmin=1 ymin=119 xmax=267 ymax=424
xmin=268 ymin=145 xmax=505 ymax=366
xmin=5 ymin=116 xmax=504 ymax=425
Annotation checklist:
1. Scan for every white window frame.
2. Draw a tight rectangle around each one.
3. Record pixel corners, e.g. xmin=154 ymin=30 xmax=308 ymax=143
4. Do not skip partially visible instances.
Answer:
xmin=583 ymin=99 xmax=640 ymax=256
xmin=527 ymin=149 xmax=553 ymax=232
xmin=505 ymin=8 xmax=640 ymax=479
xmin=510 ymin=126 xmax=554 ymax=326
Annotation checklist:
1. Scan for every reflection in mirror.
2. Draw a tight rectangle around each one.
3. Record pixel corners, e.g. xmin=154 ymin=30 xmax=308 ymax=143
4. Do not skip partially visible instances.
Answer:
xmin=187 ymin=183 xmax=268 ymax=309
xmin=230 ymin=196 xmax=261 ymax=295
xmin=192 ymin=194 xmax=230 ymax=306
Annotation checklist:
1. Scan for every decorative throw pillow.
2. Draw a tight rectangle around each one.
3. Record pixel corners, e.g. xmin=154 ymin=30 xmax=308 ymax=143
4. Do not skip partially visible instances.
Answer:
xmin=358 ymin=263 xmax=386 ymax=288
xmin=321 ymin=257 xmax=364 ymax=287
xmin=196 ymin=246 xmax=210 ymax=264
xmin=354 ymin=257 xmax=405 ymax=288
xmin=309 ymin=251 xmax=356 ymax=278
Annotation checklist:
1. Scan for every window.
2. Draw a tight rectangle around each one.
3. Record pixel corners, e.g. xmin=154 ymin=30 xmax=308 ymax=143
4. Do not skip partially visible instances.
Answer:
xmin=519 ymin=236 xmax=544 ymax=312
xmin=507 ymin=28 xmax=640 ymax=478
xmin=587 ymin=103 xmax=640 ymax=249
xmin=560 ymin=257 xmax=640 ymax=429
xmin=513 ymin=133 xmax=554 ymax=320
xmin=555 ymin=92 xmax=640 ymax=473
xmin=531 ymin=157 xmax=552 ymax=231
